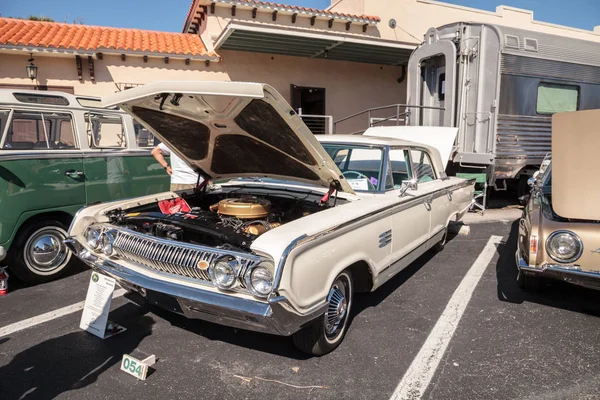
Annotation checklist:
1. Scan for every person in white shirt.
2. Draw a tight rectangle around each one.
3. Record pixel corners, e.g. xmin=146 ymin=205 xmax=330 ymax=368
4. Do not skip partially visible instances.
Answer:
xmin=152 ymin=143 xmax=203 ymax=192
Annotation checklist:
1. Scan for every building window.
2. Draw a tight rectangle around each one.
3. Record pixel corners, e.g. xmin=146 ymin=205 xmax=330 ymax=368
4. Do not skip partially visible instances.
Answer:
xmin=85 ymin=113 xmax=126 ymax=148
xmin=2 ymin=111 xmax=77 ymax=150
xmin=536 ymin=83 xmax=579 ymax=114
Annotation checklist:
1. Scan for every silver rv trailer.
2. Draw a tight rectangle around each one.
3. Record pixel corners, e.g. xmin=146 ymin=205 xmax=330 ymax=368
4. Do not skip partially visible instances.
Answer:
xmin=406 ymin=22 xmax=600 ymax=195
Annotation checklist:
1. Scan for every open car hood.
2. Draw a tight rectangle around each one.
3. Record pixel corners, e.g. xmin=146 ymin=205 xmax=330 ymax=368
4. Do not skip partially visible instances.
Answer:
xmin=552 ymin=109 xmax=600 ymax=220
xmin=102 ymin=81 xmax=354 ymax=194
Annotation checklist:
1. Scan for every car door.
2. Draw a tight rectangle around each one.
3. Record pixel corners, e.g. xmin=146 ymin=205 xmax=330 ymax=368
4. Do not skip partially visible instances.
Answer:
xmin=0 ymin=109 xmax=85 ymax=247
xmin=409 ymin=148 xmax=450 ymax=241
xmin=381 ymin=148 xmax=432 ymax=281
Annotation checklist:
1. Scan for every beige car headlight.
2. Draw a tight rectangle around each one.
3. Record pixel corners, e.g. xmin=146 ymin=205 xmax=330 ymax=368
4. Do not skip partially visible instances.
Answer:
xmin=245 ymin=261 xmax=274 ymax=297
xmin=546 ymin=231 xmax=582 ymax=263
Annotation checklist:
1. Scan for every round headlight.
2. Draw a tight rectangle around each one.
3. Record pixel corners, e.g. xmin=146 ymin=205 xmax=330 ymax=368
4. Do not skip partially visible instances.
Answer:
xmin=85 ymin=226 xmax=102 ymax=250
xmin=210 ymin=257 xmax=238 ymax=289
xmin=100 ymin=231 xmax=115 ymax=257
xmin=246 ymin=262 xmax=274 ymax=297
xmin=547 ymin=231 xmax=582 ymax=263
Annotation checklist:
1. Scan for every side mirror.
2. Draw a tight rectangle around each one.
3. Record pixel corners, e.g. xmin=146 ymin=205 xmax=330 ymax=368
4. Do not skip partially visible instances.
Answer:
xmin=399 ymin=179 xmax=418 ymax=197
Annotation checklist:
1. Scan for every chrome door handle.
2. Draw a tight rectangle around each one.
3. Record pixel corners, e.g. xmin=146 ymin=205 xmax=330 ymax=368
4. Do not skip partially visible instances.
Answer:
xmin=424 ymin=197 xmax=432 ymax=211
xmin=65 ymin=170 xmax=84 ymax=177
xmin=446 ymin=190 xmax=453 ymax=201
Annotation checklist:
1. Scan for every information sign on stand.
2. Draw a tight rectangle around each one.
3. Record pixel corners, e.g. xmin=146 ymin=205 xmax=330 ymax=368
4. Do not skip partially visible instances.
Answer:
xmin=80 ymin=272 xmax=126 ymax=339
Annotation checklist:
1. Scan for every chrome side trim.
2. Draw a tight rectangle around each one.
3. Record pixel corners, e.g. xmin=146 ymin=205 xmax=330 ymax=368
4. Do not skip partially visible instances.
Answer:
xmin=0 ymin=150 xmax=153 ymax=162
xmin=378 ymin=230 xmax=392 ymax=248
xmin=271 ymin=181 xmax=473 ymax=291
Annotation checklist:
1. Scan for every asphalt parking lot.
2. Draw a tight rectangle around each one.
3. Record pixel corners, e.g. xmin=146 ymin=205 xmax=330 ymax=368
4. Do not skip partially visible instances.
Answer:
xmin=2 ymin=220 xmax=600 ymax=400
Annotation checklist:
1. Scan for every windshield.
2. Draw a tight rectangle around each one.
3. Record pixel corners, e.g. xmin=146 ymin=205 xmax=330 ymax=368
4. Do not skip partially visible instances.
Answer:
xmin=321 ymin=144 xmax=384 ymax=192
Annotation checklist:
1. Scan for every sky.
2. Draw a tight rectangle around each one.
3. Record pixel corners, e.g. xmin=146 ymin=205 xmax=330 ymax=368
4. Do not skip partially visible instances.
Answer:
xmin=1 ymin=0 xmax=599 ymax=33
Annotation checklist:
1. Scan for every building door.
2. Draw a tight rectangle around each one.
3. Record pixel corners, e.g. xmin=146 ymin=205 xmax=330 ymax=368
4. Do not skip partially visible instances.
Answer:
xmin=290 ymin=85 xmax=326 ymax=134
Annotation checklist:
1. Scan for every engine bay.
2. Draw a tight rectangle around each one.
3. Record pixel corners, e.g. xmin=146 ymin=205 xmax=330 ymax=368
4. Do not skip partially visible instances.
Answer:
xmin=106 ymin=189 xmax=338 ymax=251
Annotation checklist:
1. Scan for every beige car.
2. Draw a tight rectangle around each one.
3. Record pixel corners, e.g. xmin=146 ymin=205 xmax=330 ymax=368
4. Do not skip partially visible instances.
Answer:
xmin=516 ymin=109 xmax=600 ymax=290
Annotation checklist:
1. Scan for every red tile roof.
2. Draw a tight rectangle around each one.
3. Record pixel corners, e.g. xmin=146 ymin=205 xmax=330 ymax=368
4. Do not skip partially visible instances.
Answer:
xmin=224 ymin=0 xmax=381 ymax=22
xmin=0 ymin=17 xmax=218 ymax=58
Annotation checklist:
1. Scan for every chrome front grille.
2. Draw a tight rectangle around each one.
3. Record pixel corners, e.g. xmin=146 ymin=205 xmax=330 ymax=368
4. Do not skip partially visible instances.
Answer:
xmin=110 ymin=228 xmax=259 ymax=285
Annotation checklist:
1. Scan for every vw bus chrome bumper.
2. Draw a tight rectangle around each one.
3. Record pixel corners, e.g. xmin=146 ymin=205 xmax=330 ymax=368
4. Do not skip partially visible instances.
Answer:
xmin=65 ymin=238 xmax=325 ymax=336
xmin=516 ymin=250 xmax=600 ymax=290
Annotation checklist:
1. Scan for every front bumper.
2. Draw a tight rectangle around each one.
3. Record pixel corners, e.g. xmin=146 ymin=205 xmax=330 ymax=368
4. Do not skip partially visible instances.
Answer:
xmin=66 ymin=238 xmax=325 ymax=336
xmin=516 ymin=250 xmax=600 ymax=290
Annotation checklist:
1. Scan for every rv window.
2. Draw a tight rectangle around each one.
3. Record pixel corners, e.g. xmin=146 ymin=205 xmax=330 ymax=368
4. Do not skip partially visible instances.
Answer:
xmin=133 ymin=120 xmax=159 ymax=148
xmin=438 ymin=73 xmax=446 ymax=101
xmin=85 ymin=113 xmax=126 ymax=148
xmin=13 ymin=93 xmax=69 ymax=106
xmin=2 ymin=111 xmax=77 ymax=150
xmin=410 ymin=149 xmax=436 ymax=182
xmin=536 ymin=83 xmax=579 ymax=114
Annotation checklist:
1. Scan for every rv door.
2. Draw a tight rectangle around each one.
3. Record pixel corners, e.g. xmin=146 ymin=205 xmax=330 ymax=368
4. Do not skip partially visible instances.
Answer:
xmin=407 ymin=27 xmax=457 ymax=127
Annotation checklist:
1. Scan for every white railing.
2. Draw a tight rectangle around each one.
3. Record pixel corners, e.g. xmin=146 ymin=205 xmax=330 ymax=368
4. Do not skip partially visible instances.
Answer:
xmin=298 ymin=109 xmax=334 ymax=135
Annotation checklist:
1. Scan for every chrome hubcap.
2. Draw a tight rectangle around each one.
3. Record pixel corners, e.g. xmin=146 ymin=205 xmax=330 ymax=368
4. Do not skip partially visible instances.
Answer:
xmin=25 ymin=228 xmax=68 ymax=273
xmin=325 ymin=281 xmax=347 ymax=336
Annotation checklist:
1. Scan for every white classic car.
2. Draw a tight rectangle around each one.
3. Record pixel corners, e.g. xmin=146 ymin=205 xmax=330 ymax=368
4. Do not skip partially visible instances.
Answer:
xmin=66 ymin=81 xmax=474 ymax=355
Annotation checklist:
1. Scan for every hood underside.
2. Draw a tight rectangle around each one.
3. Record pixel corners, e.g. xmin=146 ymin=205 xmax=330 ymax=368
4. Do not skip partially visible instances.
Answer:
xmin=102 ymin=81 xmax=354 ymax=194
xmin=552 ymin=109 xmax=600 ymax=221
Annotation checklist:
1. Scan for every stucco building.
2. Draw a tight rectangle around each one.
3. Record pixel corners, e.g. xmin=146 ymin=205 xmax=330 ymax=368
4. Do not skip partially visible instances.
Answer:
xmin=1 ymin=0 xmax=599 ymax=133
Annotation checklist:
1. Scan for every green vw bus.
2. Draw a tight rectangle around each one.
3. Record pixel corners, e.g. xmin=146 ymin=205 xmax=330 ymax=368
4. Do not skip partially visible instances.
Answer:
xmin=0 ymin=90 xmax=169 ymax=283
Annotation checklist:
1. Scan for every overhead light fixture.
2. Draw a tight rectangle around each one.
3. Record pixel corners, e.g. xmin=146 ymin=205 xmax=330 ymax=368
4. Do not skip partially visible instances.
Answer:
xmin=26 ymin=53 xmax=38 ymax=81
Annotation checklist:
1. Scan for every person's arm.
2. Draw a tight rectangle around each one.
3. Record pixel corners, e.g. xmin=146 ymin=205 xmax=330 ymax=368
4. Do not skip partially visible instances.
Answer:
xmin=151 ymin=145 xmax=172 ymax=176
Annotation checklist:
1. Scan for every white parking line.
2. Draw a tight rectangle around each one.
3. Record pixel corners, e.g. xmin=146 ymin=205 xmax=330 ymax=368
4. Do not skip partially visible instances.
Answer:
xmin=390 ymin=235 xmax=503 ymax=400
xmin=0 ymin=288 xmax=126 ymax=338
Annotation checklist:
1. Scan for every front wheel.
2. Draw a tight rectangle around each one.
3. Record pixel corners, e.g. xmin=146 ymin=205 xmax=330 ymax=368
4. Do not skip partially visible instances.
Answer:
xmin=9 ymin=219 xmax=73 ymax=284
xmin=292 ymin=271 xmax=353 ymax=356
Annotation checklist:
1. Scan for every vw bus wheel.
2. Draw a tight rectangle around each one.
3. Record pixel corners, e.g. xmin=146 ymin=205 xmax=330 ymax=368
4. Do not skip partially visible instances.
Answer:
xmin=292 ymin=271 xmax=353 ymax=356
xmin=10 ymin=219 xmax=73 ymax=284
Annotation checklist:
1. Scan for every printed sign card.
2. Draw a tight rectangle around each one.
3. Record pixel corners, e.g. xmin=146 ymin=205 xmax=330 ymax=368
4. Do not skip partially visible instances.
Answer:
xmin=80 ymin=272 xmax=126 ymax=339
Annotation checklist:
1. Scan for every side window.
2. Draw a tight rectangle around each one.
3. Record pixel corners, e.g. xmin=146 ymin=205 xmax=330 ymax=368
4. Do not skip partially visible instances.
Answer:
xmin=133 ymin=119 xmax=159 ymax=148
xmin=410 ymin=149 xmax=436 ymax=182
xmin=386 ymin=149 xmax=412 ymax=190
xmin=536 ymin=83 xmax=579 ymax=114
xmin=2 ymin=111 xmax=77 ymax=150
xmin=86 ymin=113 xmax=126 ymax=148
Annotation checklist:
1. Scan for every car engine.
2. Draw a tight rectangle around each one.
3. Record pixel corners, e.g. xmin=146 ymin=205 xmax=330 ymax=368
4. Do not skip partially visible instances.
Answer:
xmin=106 ymin=192 xmax=326 ymax=251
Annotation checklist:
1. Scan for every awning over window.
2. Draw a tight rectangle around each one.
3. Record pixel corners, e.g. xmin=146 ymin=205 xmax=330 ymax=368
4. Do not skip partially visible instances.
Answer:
xmin=214 ymin=22 xmax=415 ymax=66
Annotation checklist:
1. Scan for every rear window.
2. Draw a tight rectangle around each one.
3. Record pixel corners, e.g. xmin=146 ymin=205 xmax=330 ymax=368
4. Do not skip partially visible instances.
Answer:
xmin=536 ymin=83 xmax=579 ymax=114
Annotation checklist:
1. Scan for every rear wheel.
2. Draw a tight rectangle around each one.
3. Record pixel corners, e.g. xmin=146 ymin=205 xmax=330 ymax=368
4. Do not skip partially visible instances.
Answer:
xmin=292 ymin=271 xmax=353 ymax=356
xmin=9 ymin=219 xmax=73 ymax=284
